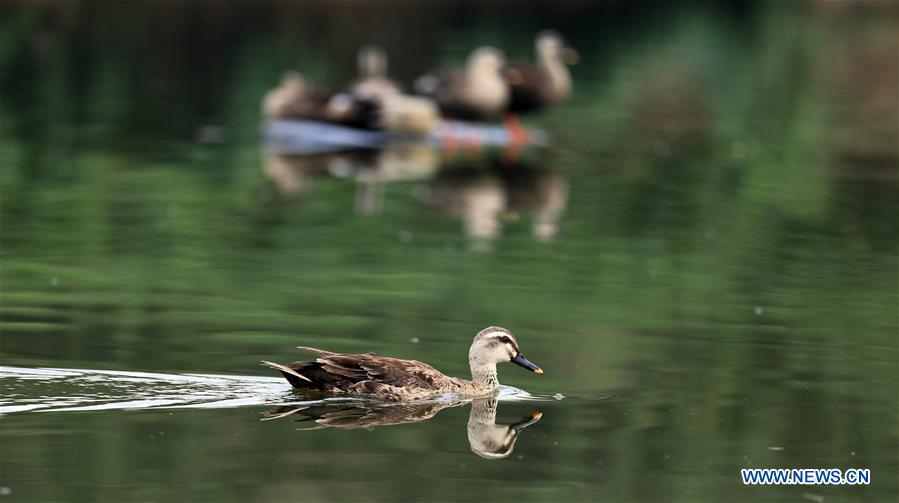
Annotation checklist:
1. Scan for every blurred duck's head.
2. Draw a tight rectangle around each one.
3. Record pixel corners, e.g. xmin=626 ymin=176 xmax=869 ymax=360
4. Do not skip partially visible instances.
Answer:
xmin=467 ymin=47 xmax=507 ymax=75
xmin=280 ymin=71 xmax=306 ymax=92
xmin=357 ymin=45 xmax=388 ymax=78
xmin=536 ymin=30 xmax=579 ymax=65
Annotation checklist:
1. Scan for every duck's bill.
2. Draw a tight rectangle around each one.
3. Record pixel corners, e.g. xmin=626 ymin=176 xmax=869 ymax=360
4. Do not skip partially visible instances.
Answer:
xmin=563 ymin=47 xmax=580 ymax=65
xmin=511 ymin=353 xmax=544 ymax=374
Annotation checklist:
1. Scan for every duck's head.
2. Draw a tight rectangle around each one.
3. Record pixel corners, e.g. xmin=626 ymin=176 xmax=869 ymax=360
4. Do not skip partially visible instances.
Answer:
xmin=536 ymin=30 xmax=579 ymax=65
xmin=357 ymin=45 xmax=388 ymax=78
xmin=280 ymin=71 xmax=307 ymax=93
xmin=469 ymin=326 xmax=543 ymax=374
xmin=467 ymin=47 xmax=507 ymax=75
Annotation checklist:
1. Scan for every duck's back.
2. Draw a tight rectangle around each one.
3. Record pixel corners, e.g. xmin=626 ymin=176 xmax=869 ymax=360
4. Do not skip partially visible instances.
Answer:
xmin=505 ymin=63 xmax=551 ymax=114
xmin=265 ymin=347 xmax=468 ymax=401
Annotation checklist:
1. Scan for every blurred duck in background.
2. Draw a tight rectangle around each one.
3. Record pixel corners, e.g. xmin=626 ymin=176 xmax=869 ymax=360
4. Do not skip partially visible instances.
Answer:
xmin=261 ymin=71 xmax=378 ymax=129
xmin=505 ymin=31 xmax=578 ymax=114
xmin=260 ymin=34 xmax=571 ymax=149
xmin=263 ymin=46 xmax=438 ymax=134
xmin=414 ymin=47 xmax=509 ymax=121
xmin=261 ymin=71 xmax=328 ymax=120
xmin=348 ymin=44 xmax=440 ymax=135
xmin=350 ymin=45 xmax=403 ymax=102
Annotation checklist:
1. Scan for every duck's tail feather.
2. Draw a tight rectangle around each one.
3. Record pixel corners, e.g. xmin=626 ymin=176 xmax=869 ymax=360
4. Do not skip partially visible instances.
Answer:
xmin=296 ymin=346 xmax=336 ymax=357
xmin=261 ymin=360 xmax=312 ymax=387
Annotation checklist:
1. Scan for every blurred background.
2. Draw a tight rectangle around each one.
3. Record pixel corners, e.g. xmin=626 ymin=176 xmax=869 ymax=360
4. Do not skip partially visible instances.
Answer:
xmin=0 ymin=1 xmax=897 ymax=502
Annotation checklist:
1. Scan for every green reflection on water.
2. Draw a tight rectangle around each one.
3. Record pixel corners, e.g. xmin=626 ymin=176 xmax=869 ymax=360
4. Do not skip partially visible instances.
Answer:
xmin=1 ymin=1 xmax=897 ymax=501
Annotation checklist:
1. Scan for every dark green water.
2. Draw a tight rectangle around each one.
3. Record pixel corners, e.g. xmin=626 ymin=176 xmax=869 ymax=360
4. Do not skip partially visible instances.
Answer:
xmin=1 ymin=1 xmax=897 ymax=501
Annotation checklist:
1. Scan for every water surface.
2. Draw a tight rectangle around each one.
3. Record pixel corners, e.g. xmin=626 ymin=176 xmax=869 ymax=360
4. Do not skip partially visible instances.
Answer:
xmin=1 ymin=1 xmax=897 ymax=501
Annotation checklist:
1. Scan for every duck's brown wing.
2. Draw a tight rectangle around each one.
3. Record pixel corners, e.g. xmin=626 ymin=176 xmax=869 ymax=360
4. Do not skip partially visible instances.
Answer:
xmin=314 ymin=353 xmax=443 ymax=388
xmin=505 ymin=63 xmax=548 ymax=114
xmin=269 ymin=348 xmax=459 ymax=400
xmin=325 ymin=353 xmax=462 ymax=400
xmin=357 ymin=355 xmax=449 ymax=388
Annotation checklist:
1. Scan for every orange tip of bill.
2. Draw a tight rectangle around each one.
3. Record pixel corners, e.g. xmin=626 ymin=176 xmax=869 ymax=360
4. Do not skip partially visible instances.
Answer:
xmin=531 ymin=411 xmax=544 ymax=420
xmin=534 ymin=368 xmax=544 ymax=375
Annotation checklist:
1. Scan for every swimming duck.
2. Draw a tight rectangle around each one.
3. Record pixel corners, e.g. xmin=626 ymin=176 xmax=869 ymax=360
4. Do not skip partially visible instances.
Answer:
xmin=505 ymin=31 xmax=578 ymax=114
xmin=262 ymin=326 xmax=542 ymax=401
xmin=414 ymin=47 xmax=509 ymax=121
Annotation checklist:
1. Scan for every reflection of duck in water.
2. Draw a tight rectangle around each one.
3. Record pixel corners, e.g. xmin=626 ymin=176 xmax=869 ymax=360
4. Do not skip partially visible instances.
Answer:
xmin=505 ymin=163 xmax=569 ymax=242
xmin=424 ymin=160 xmax=569 ymax=245
xmin=264 ymin=397 xmax=542 ymax=460
xmin=262 ymin=146 xmax=439 ymax=211
xmin=426 ymin=167 xmax=507 ymax=241
xmin=262 ymin=149 xmax=381 ymax=199
xmin=467 ymin=397 xmax=543 ymax=459
xmin=261 ymin=153 xmax=567 ymax=245
xmin=261 ymin=151 xmax=346 ymax=197
xmin=262 ymin=326 xmax=542 ymax=401
xmin=352 ymin=145 xmax=441 ymax=215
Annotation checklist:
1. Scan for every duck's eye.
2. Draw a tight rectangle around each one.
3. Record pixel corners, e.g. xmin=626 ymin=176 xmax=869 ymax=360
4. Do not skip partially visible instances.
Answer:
xmin=498 ymin=336 xmax=511 ymax=344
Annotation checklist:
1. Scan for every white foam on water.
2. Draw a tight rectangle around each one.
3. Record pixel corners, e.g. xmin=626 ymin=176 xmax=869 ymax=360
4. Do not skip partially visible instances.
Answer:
xmin=0 ymin=366 xmax=295 ymax=414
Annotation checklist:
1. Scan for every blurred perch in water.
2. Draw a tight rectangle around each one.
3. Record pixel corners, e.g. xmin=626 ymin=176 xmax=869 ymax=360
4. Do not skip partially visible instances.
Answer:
xmin=262 ymin=119 xmax=547 ymax=156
